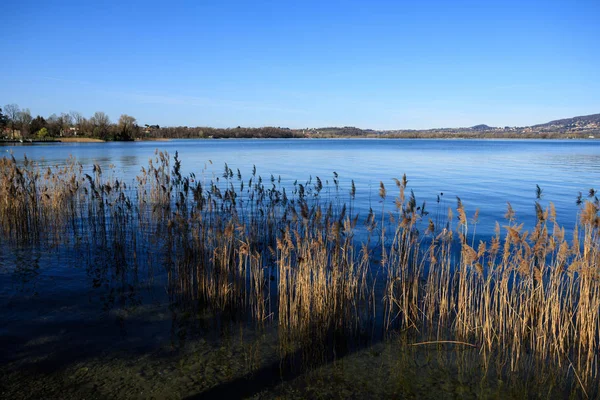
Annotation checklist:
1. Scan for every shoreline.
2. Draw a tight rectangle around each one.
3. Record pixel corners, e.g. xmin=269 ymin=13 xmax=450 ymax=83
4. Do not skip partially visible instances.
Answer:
xmin=57 ymin=137 xmax=105 ymax=143
xmin=1 ymin=136 xmax=597 ymax=144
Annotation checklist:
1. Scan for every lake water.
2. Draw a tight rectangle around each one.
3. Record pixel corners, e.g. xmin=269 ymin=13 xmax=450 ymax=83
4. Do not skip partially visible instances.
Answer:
xmin=1 ymin=138 xmax=599 ymax=399
xmin=6 ymin=138 xmax=600 ymax=235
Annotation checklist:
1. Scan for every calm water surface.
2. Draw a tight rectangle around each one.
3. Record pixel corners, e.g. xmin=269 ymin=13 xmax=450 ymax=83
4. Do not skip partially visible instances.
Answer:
xmin=7 ymin=139 xmax=600 ymax=233
xmin=1 ymin=139 xmax=599 ymax=398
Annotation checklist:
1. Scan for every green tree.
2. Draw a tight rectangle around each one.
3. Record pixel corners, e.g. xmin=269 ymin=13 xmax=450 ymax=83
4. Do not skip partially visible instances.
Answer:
xmin=30 ymin=116 xmax=47 ymax=136
xmin=36 ymin=127 xmax=49 ymax=139
xmin=0 ymin=107 xmax=8 ymax=132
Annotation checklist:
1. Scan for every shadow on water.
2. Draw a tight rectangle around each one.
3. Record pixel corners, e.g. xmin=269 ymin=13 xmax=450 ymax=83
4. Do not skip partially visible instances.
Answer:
xmin=0 ymin=239 xmax=593 ymax=399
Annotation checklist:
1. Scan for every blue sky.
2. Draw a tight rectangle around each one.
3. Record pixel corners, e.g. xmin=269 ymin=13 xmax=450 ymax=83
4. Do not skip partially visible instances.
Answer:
xmin=2 ymin=0 xmax=599 ymax=129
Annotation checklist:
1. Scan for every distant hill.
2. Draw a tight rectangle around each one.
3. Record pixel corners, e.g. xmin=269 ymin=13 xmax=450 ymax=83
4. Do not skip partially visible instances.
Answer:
xmin=468 ymin=114 xmax=600 ymax=132
xmin=533 ymin=113 xmax=600 ymax=128
xmin=471 ymin=124 xmax=494 ymax=131
xmin=307 ymin=126 xmax=375 ymax=137
xmin=310 ymin=114 xmax=600 ymax=138
xmin=304 ymin=113 xmax=600 ymax=139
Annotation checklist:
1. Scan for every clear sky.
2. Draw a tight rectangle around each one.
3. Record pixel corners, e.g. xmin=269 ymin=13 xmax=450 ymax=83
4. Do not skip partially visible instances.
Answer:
xmin=2 ymin=0 xmax=599 ymax=129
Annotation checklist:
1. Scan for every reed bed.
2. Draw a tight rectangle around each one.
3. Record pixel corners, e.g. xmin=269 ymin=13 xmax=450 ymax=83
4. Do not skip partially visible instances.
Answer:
xmin=1 ymin=151 xmax=599 ymax=395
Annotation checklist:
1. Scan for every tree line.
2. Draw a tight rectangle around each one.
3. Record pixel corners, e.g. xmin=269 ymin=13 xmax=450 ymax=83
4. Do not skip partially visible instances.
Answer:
xmin=0 ymin=104 xmax=139 ymax=141
xmin=146 ymin=126 xmax=301 ymax=139
xmin=0 ymin=103 xmax=304 ymax=141
xmin=4 ymin=103 xmax=589 ymax=141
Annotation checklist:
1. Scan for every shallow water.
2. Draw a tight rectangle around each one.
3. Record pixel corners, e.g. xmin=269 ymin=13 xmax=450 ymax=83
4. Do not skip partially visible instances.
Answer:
xmin=1 ymin=139 xmax=599 ymax=398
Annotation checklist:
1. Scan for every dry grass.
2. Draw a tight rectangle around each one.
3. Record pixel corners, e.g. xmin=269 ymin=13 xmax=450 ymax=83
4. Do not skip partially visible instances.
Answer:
xmin=58 ymin=137 xmax=105 ymax=142
xmin=1 ymin=151 xmax=599 ymax=395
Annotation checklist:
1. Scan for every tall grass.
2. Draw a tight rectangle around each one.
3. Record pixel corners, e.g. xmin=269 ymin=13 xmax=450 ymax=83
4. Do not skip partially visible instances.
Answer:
xmin=1 ymin=151 xmax=599 ymax=395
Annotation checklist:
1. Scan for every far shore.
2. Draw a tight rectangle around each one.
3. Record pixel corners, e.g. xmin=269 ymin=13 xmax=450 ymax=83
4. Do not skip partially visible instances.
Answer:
xmin=57 ymin=137 xmax=105 ymax=143
xmin=59 ymin=137 xmax=172 ymax=143
xmin=1 ymin=135 xmax=597 ymax=145
xmin=134 ymin=137 xmax=172 ymax=141
xmin=58 ymin=137 xmax=172 ymax=142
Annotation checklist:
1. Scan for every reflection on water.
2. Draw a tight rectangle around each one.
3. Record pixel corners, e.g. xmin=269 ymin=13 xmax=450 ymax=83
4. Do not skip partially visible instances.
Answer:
xmin=536 ymin=152 xmax=600 ymax=173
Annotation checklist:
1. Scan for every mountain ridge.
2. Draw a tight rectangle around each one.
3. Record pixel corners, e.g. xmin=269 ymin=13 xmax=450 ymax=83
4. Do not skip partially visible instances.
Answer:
xmin=305 ymin=112 xmax=600 ymax=138
xmin=533 ymin=113 xmax=600 ymax=128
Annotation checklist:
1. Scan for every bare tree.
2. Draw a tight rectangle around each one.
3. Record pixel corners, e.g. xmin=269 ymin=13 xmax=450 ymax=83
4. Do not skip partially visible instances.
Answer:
xmin=90 ymin=111 xmax=111 ymax=139
xmin=17 ymin=109 xmax=32 ymax=137
xmin=4 ymin=104 xmax=19 ymax=121
xmin=69 ymin=111 xmax=85 ymax=135
xmin=46 ymin=114 xmax=62 ymax=137
xmin=4 ymin=104 xmax=20 ymax=137
xmin=117 ymin=114 xmax=137 ymax=140
xmin=90 ymin=111 xmax=110 ymax=127
xmin=58 ymin=113 xmax=73 ymax=136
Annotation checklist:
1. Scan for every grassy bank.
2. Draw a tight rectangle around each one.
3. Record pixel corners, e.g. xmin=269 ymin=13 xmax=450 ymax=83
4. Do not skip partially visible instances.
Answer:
xmin=59 ymin=137 xmax=104 ymax=143
xmin=57 ymin=137 xmax=106 ymax=143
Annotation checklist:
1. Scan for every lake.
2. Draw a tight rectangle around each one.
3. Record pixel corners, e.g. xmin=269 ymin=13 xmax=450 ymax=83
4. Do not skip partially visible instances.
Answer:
xmin=1 ymin=138 xmax=599 ymax=399
xmin=6 ymin=138 xmax=600 ymax=234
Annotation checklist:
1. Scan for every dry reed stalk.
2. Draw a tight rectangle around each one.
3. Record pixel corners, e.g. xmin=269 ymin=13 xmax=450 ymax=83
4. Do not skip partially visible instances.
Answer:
xmin=2 ymin=153 xmax=600 ymax=395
